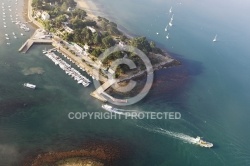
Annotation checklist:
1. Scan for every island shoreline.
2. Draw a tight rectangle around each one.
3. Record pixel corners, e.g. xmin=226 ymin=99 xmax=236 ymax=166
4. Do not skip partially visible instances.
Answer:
xmin=22 ymin=0 xmax=180 ymax=102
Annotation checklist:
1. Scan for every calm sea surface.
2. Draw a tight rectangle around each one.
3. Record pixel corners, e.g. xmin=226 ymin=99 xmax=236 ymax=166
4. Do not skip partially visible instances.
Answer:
xmin=1 ymin=0 xmax=250 ymax=165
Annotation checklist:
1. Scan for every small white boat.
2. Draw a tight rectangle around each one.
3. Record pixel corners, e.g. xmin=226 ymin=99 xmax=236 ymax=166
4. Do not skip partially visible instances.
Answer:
xmin=171 ymin=14 xmax=174 ymax=22
xmin=164 ymin=25 xmax=168 ymax=31
xmin=42 ymin=47 xmax=47 ymax=53
xmin=169 ymin=21 xmax=173 ymax=27
xmin=23 ymin=83 xmax=36 ymax=89
xmin=213 ymin=34 xmax=217 ymax=42
xmin=20 ymin=33 xmax=24 ymax=36
xmin=7 ymin=43 xmax=10 ymax=45
xmin=169 ymin=6 xmax=172 ymax=13
xmin=78 ymin=80 xmax=83 ymax=84
xmin=166 ymin=33 xmax=169 ymax=39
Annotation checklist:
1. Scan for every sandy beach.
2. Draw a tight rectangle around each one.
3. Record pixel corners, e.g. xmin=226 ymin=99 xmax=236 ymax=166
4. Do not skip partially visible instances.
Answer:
xmin=75 ymin=0 xmax=99 ymax=20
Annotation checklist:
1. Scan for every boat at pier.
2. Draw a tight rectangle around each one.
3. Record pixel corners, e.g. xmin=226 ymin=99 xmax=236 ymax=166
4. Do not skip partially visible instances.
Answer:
xmin=44 ymin=51 xmax=90 ymax=87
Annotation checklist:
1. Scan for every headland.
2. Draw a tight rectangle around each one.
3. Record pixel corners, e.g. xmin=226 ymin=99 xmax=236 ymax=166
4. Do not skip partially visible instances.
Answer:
xmin=20 ymin=0 xmax=180 ymax=103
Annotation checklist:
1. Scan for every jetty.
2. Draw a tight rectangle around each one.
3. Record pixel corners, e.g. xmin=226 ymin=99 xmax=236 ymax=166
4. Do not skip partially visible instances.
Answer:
xmin=19 ymin=29 xmax=53 ymax=53
xmin=18 ymin=28 xmax=117 ymax=102
xmin=91 ymin=79 xmax=117 ymax=102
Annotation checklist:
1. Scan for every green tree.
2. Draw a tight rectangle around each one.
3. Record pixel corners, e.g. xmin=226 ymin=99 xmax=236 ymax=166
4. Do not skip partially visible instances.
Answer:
xmin=55 ymin=15 xmax=67 ymax=27
xmin=32 ymin=0 xmax=42 ymax=9
xmin=81 ymin=28 xmax=92 ymax=44
xmin=65 ymin=0 xmax=76 ymax=7
xmin=150 ymin=41 xmax=156 ymax=48
xmin=73 ymin=29 xmax=82 ymax=43
xmin=73 ymin=9 xmax=87 ymax=20
xmin=93 ymin=33 xmax=102 ymax=45
xmin=61 ymin=2 xmax=68 ymax=11
xmin=91 ymin=48 xmax=102 ymax=57
xmin=107 ymin=26 xmax=121 ymax=35
xmin=109 ymin=22 xmax=117 ymax=27
xmin=83 ymin=20 xmax=97 ymax=27
xmin=42 ymin=20 xmax=51 ymax=31
xmin=131 ymin=37 xmax=152 ymax=54
xmin=102 ymin=36 xmax=115 ymax=48
xmin=63 ymin=33 xmax=74 ymax=42
xmin=71 ymin=19 xmax=84 ymax=29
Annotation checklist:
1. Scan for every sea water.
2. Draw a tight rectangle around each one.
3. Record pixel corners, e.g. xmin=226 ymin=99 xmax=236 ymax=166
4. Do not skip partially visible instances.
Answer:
xmin=0 ymin=0 xmax=250 ymax=165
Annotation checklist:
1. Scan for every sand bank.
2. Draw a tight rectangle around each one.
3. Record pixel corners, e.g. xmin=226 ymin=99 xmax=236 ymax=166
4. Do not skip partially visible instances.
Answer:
xmin=75 ymin=0 xmax=100 ymax=19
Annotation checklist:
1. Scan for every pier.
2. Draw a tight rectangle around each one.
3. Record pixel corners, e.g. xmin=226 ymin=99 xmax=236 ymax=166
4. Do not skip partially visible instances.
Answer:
xmin=19 ymin=39 xmax=53 ymax=53
xmin=18 ymin=29 xmax=127 ymax=103
xmin=90 ymin=79 xmax=117 ymax=102
xmin=18 ymin=29 xmax=53 ymax=53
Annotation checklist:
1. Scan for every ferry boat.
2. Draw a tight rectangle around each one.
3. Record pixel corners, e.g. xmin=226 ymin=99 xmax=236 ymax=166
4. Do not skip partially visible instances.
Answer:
xmin=194 ymin=136 xmax=213 ymax=148
xmin=23 ymin=83 xmax=36 ymax=89
xmin=102 ymin=104 xmax=113 ymax=111
xmin=101 ymin=104 xmax=124 ymax=115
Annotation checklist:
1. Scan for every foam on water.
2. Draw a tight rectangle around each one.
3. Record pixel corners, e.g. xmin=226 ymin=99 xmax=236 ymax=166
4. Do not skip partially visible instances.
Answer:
xmin=137 ymin=125 xmax=197 ymax=145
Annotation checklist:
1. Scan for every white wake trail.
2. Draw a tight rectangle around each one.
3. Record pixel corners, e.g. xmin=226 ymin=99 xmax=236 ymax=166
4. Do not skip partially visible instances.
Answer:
xmin=137 ymin=125 xmax=197 ymax=145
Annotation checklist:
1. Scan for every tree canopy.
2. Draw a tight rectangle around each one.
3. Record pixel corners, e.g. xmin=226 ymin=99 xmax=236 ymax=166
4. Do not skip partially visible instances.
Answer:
xmin=102 ymin=36 xmax=115 ymax=48
xmin=131 ymin=37 xmax=152 ymax=54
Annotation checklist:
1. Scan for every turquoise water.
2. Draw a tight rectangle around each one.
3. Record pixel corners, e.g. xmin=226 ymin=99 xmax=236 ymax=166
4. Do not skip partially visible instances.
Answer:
xmin=1 ymin=0 xmax=250 ymax=165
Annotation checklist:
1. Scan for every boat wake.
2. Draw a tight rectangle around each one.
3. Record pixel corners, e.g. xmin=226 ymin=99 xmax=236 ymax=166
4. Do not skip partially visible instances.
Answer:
xmin=137 ymin=125 xmax=198 ymax=145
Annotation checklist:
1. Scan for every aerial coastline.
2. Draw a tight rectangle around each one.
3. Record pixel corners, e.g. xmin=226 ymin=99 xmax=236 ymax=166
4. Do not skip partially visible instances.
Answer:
xmin=17 ymin=0 xmax=180 ymax=164
xmin=0 ymin=0 xmax=248 ymax=165
xmin=21 ymin=0 xmax=180 ymax=103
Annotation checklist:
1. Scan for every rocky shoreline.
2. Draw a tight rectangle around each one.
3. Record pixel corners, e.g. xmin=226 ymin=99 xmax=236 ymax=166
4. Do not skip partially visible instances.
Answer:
xmin=21 ymin=141 xmax=132 ymax=166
